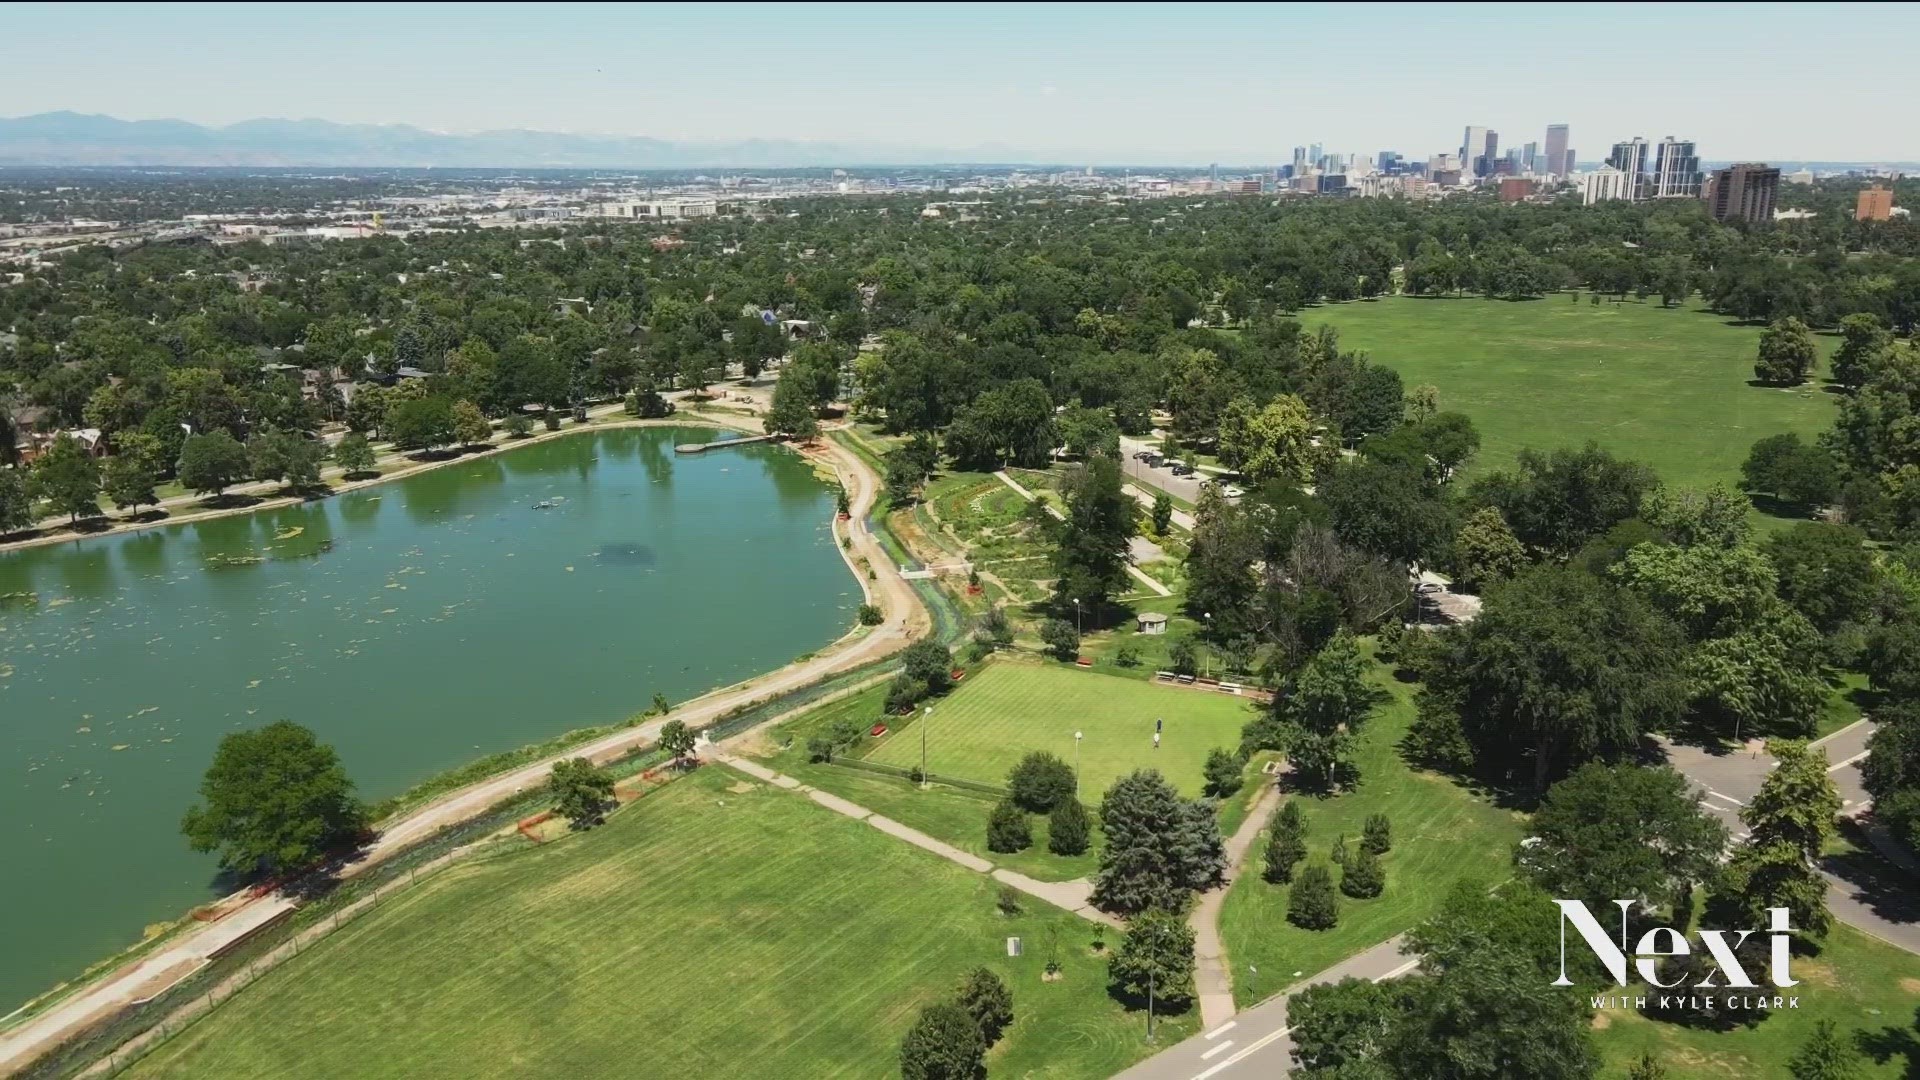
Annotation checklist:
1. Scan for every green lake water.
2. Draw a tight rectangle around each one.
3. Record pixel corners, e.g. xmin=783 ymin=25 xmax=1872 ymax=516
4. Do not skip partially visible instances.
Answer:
xmin=0 ymin=427 xmax=853 ymax=1009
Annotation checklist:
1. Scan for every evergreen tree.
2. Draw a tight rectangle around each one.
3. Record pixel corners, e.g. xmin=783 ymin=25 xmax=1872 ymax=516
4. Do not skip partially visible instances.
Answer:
xmin=1341 ymin=844 xmax=1385 ymax=899
xmin=1627 ymin=1052 xmax=1669 ymax=1080
xmin=1091 ymin=769 xmax=1226 ymax=916
xmin=987 ymin=799 xmax=1032 ymax=853
xmin=1048 ymin=797 xmax=1092 ymax=856
xmin=1263 ymin=825 xmax=1307 ymax=885
xmin=1007 ymin=751 xmax=1077 ymax=812
xmin=1289 ymin=862 xmax=1340 ymax=930
xmin=953 ymin=967 xmax=1014 ymax=1047
xmin=1202 ymin=747 xmax=1244 ymax=799
xmin=1362 ymin=813 xmax=1392 ymax=855
xmin=898 ymin=1001 xmax=986 ymax=1080
xmin=1050 ymin=454 xmax=1136 ymax=619
xmin=1787 ymin=1019 xmax=1865 ymax=1080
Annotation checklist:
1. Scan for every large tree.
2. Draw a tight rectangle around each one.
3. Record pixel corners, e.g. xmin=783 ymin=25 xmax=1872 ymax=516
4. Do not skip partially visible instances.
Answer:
xmin=548 ymin=757 xmax=616 ymax=829
xmin=176 ymin=429 xmax=251 ymax=498
xmin=1435 ymin=565 xmax=1688 ymax=791
xmin=31 ymin=433 xmax=101 ymax=523
xmin=898 ymin=1001 xmax=987 ymax=1080
xmin=180 ymin=720 xmax=368 ymax=876
xmin=1714 ymin=739 xmax=1841 ymax=937
xmin=1091 ymin=769 xmax=1225 ymax=916
xmin=1518 ymin=762 xmax=1727 ymax=912
xmin=1050 ymin=453 xmax=1136 ymax=620
xmin=1106 ymin=908 xmax=1196 ymax=1010
xmin=1754 ymin=316 xmax=1818 ymax=386
xmin=1216 ymin=394 xmax=1326 ymax=484
xmin=1469 ymin=443 xmax=1657 ymax=558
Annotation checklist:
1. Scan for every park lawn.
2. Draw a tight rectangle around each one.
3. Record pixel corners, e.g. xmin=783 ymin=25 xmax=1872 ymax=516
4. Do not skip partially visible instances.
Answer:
xmin=1217 ymin=664 xmax=1526 ymax=1008
xmin=865 ymin=659 xmax=1257 ymax=801
xmin=127 ymin=765 xmax=1181 ymax=1080
xmin=1589 ymin=922 xmax=1920 ymax=1078
xmin=1308 ymin=297 xmax=1838 ymax=493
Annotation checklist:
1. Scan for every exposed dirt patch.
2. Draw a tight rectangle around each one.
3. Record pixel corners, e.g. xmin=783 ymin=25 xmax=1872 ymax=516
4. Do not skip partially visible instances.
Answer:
xmin=1795 ymin=959 xmax=1839 ymax=987
xmin=727 ymin=780 xmax=757 ymax=794
xmin=1901 ymin=977 xmax=1920 ymax=995
xmin=1589 ymin=1010 xmax=1612 ymax=1030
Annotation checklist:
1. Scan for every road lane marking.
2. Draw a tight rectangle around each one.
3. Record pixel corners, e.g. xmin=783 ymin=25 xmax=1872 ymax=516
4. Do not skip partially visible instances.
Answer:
xmin=1204 ymin=1021 xmax=1237 ymax=1039
xmin=1200 ymin=1040 xmax=1235 ymax=1061
xmin=1374 ymin=959 xmax=1420 ymax=981
xmin=1192 ymin=1024 xmax=1290 ymax=1080
xmin=1829 ymin=751 xmax=1869 ymax=772
xmin=1706 ymin=790 xmax=1745 ymax=806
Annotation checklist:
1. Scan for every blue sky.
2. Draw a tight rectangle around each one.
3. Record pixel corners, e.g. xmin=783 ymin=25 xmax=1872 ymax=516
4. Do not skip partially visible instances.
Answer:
xmin=2 ymin=2 xmax=1912 ymax=163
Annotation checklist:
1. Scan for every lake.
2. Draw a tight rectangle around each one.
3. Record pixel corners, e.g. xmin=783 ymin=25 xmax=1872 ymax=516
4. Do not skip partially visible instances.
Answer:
xmin=0 ymin=426 xmax=853 ymax=1009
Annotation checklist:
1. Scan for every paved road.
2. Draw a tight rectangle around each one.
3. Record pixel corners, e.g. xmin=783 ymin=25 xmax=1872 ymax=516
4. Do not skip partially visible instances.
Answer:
xmin=0 ymin=420 xmax=926 ymax=1076
xmin=1125 ymin=485 xmax=1197 ymax=532
xmin=993 ymin=470 xmax=1172 ymax=598
xmin=1119 ymin=437 xmax=1214 ymax=506
xmin=1654 ymin=719 xmax=1920 ymax=956
xmin=1113 ymin=936 xmax=1416 ymax=1080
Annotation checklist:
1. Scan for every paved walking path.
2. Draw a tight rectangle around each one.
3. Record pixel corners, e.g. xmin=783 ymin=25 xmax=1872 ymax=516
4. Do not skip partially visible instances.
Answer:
xmin=715 ymin=753 xmax=1120 ymax=927
xmin=1189 ymin=782 xmax=1283 ymax=1031
xmin=0 ymin=419 xmax=927 ymax=1076
xmin=1124 ymin=484 xmax=1197 ymax=531
xmin=992 ymin=470 xmax=1173 ymax=598
xmin=1114 ymin=935 xmax=1416 ymax=1080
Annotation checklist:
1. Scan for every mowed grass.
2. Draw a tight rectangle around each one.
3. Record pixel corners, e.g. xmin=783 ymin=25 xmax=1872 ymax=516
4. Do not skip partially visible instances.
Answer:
xmin=128 ymin=766 xmax=1175 ymax=1080
xmin=1310 ymin=297 xmax=1838 ymax=492
xmin=1590 ymin=922 xmax=1920 ymax=1078
xmin=866 ymin=661 xmax=1256 ymax=800
xmin=1218 ymin=663 xmax=1525 ymax=1008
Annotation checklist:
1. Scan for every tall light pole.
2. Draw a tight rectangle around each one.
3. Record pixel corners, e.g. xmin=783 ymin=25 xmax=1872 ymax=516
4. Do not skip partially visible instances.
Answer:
xmin=920 ymin=705 xmax=932 ymax=789
xmin=1074 ymin=597 xmax=1083 ymax=638
xmin=1074 ymin=731 xmax=1083 ymax=796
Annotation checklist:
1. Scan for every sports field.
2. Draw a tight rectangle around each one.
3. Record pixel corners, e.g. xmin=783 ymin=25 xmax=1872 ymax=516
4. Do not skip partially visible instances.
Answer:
xmin=127 ymin=766 xmax=1170 ymax=1079
xmin=1311 ymin=297 xmax=1838 ymax=491
xmin=866 ymin=662 xmax=1255 ymax=800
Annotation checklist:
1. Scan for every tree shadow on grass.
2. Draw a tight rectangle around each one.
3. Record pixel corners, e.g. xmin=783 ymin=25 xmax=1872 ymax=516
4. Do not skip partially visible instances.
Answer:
xmin=201 ymin=492 xmax=263 ymax=511
xmin=1858 ymin=1011 xmax=1920 ymax=1080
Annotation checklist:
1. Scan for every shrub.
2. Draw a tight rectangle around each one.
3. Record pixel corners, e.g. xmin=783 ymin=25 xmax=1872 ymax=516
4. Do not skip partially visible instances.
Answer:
xmin=857 ymin=603 xmax=884 ymax=626
xmin=1007 ymin=751 xmax=1077 ymax=812
xmin=987 ymin=799 xmax=1032 ymax=853
xmin=996 ymin=885 xmax=1023 ymax=916
xmin=1341 ymin=845 xmax=1385 ymax=899
xmin=1048 ymin=797 xmax=1092 ymax=856
xmin=1362 ymin=813 xmax=1392 ymax=855
xmin=1040 ymin=618 xmax=1080 ymax=661
xmin=898 ymin=1001 xmax=986 ymax=1080
xmin=1288 ymin=862 xmax=1339 ymax=929
xmin=1202 ymin=747 xmax=1244 ymax=799
xmin=954 ymin=968 xmax=1014 ymax=1047
xmin=505 ymin=413 xmax=533 ymax=438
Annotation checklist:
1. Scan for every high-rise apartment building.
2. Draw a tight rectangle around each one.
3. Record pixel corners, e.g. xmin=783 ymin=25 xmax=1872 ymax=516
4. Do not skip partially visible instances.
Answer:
xmin=1545 ymin=124 xmax=1571 ymax=176
xmin=1521 ymin=141 xmax=1539 ymax=173
xmin=1703 ymin=163 xmax=1780 ymax=223
xmin=1858 ymin=187 xmax=1895 ymax=222
xmin=1292 ymin=146 xmax=1307 ymax=172
xmin=1607 ymin=138 xmax=1650 ymax=199
xmin=1652 ymin=137 xmax=1702 ymax=198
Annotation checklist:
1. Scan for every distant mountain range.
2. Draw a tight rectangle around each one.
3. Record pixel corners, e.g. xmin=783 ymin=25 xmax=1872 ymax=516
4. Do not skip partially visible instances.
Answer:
xmin=0 ymin=112 xmax=991 ymax=169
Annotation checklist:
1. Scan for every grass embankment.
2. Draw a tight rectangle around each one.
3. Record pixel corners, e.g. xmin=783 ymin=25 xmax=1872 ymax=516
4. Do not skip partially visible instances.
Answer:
xmin=126 ymin=765 xmax=1184 ymax=1079
xmin=1217 ymin=664 xmax=1524 ymax=1008
xmin=1309 ymin=297 xmax=1838 ymax=496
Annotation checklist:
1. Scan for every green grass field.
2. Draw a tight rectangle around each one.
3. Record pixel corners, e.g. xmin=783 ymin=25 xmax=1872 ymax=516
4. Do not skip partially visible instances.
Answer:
xmin=1309 ymin=297 xmax=1838 ymax=492
xmin=1589 ymin=922 xmax=1920 ymax=1078
xmin=1217 ymin=663 xmax=1525 ymax=1007
xmin=866 ymin=661 xmax=1256 ymax=800
xmin=127 ymin=766 xmax=1181 ymax=1079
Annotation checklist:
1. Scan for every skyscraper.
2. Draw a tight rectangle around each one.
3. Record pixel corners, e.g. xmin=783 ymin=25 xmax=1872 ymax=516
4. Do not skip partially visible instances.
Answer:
xmin=1545 ymin=124 xmax=1571 ymax=177
xmin=1607 ymin=138 xmax=1649 ymax=199
xmin=1292 ymin=146 xmax=1307 ymax=172
xmin=1522 ymin=142 xmax=1539 ymax=173
xmin=1461 ymin=126 xmax=1493 ymax=177
xmin=1652 ymin=137 xmax=1702 ymax=198
xmin=1703 ymin=163 xmax=1780 ymax=223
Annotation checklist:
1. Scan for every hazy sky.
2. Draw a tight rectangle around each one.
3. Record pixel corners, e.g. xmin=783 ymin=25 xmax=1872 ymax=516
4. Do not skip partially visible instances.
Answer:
xmin=3 ymin=2 xmax=1913 ymax=163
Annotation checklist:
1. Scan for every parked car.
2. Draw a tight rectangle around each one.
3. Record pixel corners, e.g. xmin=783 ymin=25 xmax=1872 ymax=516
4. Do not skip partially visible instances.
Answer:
xmin=1222 ymin=485 xmax=1245 ymax=498
xmin=1170 ymin=463 xmax=1195 ymax=476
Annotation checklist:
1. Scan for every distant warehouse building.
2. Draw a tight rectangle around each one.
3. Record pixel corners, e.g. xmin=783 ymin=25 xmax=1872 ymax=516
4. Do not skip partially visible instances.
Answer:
xmin=1702 ymin=163 xmax=1780 ymax=224
xmin=594 ymin=198 xmax=718 ymax=221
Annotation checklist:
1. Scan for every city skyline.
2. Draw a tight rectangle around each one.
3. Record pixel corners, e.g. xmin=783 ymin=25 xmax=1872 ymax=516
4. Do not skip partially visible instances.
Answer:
xmin=2 ymin=2 xmax=1917 ymax=163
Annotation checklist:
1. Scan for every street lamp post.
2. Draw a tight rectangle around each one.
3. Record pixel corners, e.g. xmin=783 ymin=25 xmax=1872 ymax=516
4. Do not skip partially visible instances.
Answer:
xmin=920 ymin=705 xmax=932 ymax=789
xmin=1074 ymin=597 xmax=1083 ymax=638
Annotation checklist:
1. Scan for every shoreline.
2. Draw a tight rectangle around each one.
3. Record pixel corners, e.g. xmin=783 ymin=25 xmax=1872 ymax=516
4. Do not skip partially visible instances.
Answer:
xmin=0 ymin=419 xmax=925 ymax=1074
xmin=0 ymin=408 xmax=742 ymax=557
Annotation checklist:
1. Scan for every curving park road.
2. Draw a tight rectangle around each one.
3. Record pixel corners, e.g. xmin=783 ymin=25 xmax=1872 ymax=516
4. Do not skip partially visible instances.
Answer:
xmin=0 ymin=422 xmax=926 ymax=1076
